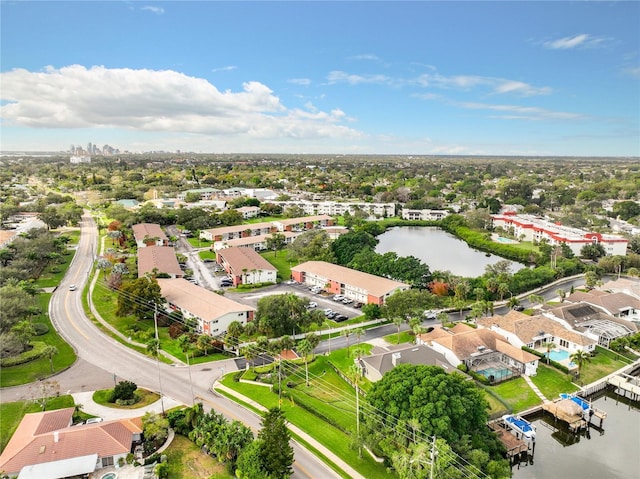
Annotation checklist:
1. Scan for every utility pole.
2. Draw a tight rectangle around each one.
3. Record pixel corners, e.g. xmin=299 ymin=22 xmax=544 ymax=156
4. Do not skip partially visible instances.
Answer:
xmin=153 ymin=303 xmax=165 ymax=415
xmin=430 ymin=435 xmax=437 ymax=479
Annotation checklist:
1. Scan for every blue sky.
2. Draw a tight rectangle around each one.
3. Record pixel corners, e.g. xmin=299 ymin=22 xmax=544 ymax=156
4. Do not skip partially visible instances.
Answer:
xmin=1 ymin=1 xmax=638 ymax=156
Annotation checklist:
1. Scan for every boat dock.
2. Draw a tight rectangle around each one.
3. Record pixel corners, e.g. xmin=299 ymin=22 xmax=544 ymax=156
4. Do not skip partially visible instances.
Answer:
xmin=489 ymin=419 xmax=532 ymax=461
xmin=542 ymin=397 xmax=607 ymax=431
xmin=608 ymin=373 xmax=640 ymax=402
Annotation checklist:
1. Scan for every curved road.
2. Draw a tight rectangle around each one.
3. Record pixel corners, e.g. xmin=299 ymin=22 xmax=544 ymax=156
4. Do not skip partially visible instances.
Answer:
xmin=3 ymin=213 xmax=338 ymax=479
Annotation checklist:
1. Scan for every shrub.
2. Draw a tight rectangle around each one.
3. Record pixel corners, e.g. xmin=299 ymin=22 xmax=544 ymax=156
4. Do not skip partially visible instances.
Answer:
xmin=32 ymin=323 xmax=49 ymax=336
xmin=0 ymin=341 xmax=47 ymax=367
xmin=112 ymin=380 xmax=137 ymax=402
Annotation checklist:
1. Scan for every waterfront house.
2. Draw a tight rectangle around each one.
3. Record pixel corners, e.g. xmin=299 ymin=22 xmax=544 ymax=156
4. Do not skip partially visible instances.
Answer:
xmin=418 ymin=324 xmax=539 ymax=381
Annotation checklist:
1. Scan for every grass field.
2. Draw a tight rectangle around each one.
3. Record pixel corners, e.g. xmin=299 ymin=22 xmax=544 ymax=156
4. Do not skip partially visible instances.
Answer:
xmin=577 ymin=346 xmax=631 ymax=385
xmin=0 ymin=293 xmax=76 ymax=388
xmin=530 ymin=363 xmax=578 ymax=399
xmin=164 ymin=434 xmax=232 ymax=479
xmin=0 ymin=396 xmax=76 ymax=453
xmin=92 ymin=387 xmax=160 ymax=408
xmin=260 ymin=250 xmax=298 ymax=281
xmin=490 ymin=377 xmax=541 ymax=412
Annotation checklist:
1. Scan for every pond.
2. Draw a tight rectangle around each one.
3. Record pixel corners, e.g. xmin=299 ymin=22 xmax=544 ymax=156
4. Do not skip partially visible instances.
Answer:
xmin=375 ymin=227 xmax=524 ymax=277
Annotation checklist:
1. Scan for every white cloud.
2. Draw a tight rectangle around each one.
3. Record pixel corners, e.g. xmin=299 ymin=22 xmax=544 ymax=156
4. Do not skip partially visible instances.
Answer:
xmin=458 ymin=102 xmax=587 ymax=121
xmin=327 ymin=69 xmax=550 ymax=96
xmin=326 ymin=70 xmax=394 ymax=85
xmin=212 ymin=65 xmax=237 ymax=73
xmin=0 ymin=65 xmax=362 ymax=141
xmin=141 ymin=6 xmax=165 ymax=15
xmin=623 ymin=66 xmax=640 ymax=78
xmin=288 ymin=78 xmax=312 ymax=86
xmin=349 ymin=54 xmax=380 ymax=62
xmin=543 ymin=34 xmax=608 ymax=50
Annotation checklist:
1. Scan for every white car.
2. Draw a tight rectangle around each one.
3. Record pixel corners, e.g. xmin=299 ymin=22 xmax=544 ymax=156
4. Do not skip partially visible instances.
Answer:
xmin=69 ymin=284 xmax=77 ymax=291
xmin=307 ymin=301 xmax=318 ymax=308
xmin=85 ymin=417 xmax=103 ymax=424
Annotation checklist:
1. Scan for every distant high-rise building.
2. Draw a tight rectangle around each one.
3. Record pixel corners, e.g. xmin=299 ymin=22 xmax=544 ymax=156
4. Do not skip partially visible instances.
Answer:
xmin=87 ymin=142 xmax=92 ymax=155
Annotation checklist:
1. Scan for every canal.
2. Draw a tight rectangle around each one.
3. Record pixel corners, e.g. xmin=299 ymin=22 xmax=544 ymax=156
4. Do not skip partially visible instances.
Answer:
xmin=512 ymin=391 xmax=640 ymax=478
xmin=375 ymin=226 xmax=524 ymax=277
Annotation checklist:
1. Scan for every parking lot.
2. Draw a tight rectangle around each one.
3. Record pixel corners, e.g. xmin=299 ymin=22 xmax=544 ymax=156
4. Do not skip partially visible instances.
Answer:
xmin=228 ymin=281 xmax=363 ymax=323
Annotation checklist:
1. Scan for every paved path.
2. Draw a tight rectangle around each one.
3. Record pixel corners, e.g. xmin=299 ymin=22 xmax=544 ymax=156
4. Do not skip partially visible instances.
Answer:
xmin=214 ymin=381 xmax=358 ymax=479
xmin=71 ymin=391 xmax=184 ymax=420
xmin=522 ymin=374 xmax=549 ymax=403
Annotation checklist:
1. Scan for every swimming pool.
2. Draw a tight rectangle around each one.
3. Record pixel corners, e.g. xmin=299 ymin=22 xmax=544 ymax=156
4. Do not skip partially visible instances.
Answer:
xmin=478 ymin=367 xmax=511 ymax=380
xmin=496 ymin=236 xmax=518 ymax=244
xmin=547 ymin=349 xmax=569 ymax=361
xmin=101 ymin=473 xmax=117 ymax=479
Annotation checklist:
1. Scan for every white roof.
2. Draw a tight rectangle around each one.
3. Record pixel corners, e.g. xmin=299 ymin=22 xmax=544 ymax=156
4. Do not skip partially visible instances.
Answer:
xmin=18 ymin=454 xmax=98 ymax=479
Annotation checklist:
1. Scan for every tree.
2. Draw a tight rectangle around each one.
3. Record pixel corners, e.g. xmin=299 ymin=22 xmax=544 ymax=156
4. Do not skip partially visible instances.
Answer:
xmin=112 ymin=380 xmax=137 ymax=401
xmin=331 ymin=230 xmax=378 ymax=266
xmin=196 ymin=334 xmax=215 ymax=356
xmin=39 ymin=206 xmax=65 ymax=230
xmin=542 ymin=342 xmax=556 ymax=365
xmin=116 ymin=276 xmax=162 ymax=320
xmin=570 ymin=350 xmax=592 ymax=380
xmin=226 ymin=320 xmax=244 ymax=351
xmin=0 ymin=284 xmax=39 ymax=334
xmin=362 ymin=365 xmax=500 ymax=470
xmin=42 ymin=345 xmax=58 ymax=373
xmin=287 ymin=229 xmax=335 ymax=263
xmin=256 ymin=293 xmax=322 ymax=337
xmin=236 ymin=439 xmax=265 ymax=479
xmin=265 ymin=233 xmax=287 ymax=257
xmin=142 ymin=411 xmax=169 ymax=454
xmin=342 ymin=328 xmax=351 ymax=356
xmin=297 ymin=333 xmax=319 ymax=386
xmin=258 ymin=408 xmax=294 ymax=479
xmin=580 ymin=243 xmax=606 ymax=260
xmin=11 ymin=320 xmax=35 ymax=350
xmin=584 ymin=270 xmax=600 ymax=289
xmin=383 ymin=289 xmax=440 ymax=340
xmin=96 ymin=258 xmax=112 ymax=278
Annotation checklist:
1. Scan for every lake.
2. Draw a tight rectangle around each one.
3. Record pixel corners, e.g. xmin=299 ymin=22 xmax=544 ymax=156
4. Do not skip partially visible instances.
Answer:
xmin=375 ymin=226 xmax=524 ymax=277
xmin=513 ymin=391 xmax=640 ymax=478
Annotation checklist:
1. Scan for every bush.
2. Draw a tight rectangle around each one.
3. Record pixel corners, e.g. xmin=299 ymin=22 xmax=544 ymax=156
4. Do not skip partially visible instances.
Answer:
xmin=32 ymin=323 xmax=49 ymax=336
xmin=0 ymin=341 xmax=47 ymax=367
xmin=112 ymin=380 xmax=137 ymax=402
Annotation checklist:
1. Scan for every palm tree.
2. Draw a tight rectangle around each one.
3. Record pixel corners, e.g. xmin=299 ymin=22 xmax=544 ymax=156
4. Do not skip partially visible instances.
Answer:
xmin=347 ymin=363 xmax=363 ymax=458
xmin=342 ymin=328 xmax=351 ymax=356
xmin=570 ymin=350 xmax=592 ymax=381
xmin=556 ymin=288 xmax=566 ymax=303
xmin=542 ymin=341 xmax=556 ymax=364
xmin=297 ymin=338 xmax=313 ymax=386
xmin=392 ymin=316 xmax=404 ymax=344
xmin=42 ymin=345 xmax=58 ymax=373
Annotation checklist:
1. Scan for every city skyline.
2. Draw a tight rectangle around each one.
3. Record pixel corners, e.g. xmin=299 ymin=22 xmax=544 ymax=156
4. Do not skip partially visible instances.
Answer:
xmin=1 ymin=1 xmax=639 ymax=157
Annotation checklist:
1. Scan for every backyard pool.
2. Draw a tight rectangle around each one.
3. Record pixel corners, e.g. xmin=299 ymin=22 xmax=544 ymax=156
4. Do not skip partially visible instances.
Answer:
xmin=545 ymin=349 xmax=577 ymax=367
xmin=101 ymin=473 xmax=117 ymax=479
xmin=478 ymin=366 xmax=511 ymax=380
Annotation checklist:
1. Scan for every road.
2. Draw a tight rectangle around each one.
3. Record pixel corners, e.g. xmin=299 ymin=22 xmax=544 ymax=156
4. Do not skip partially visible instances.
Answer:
xmin=3 ymin=213 xmax=339 ymax=479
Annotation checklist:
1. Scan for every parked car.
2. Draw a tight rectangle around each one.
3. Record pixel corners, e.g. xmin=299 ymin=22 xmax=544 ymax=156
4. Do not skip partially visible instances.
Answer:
xmin=512 ymin=305 xmax=525 ymax=312
xmin=334 ymin=314 xmax=348 ymax=322
xmin=307 ymin=302 xmax=318 ymax=309
xmin=424 ymin=310 xmax=437 ymax=320
xmin=285 ymin=279 xmax=298 ymax=285
xmin=342 ymin=298 xmax=353 ymax=304
xmin=85 ymin=417 xmax=103 ymax=424
xmin=333 ymin=294 xmax=344 ymax=301
xmin=326 ymin=312 xmax=337 ymax=319
xmin=353 ymin=302 xmax=363 ymax=308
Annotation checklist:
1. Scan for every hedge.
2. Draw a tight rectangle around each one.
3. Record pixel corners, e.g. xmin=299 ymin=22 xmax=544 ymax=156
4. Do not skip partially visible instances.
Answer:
xmin=522 ymin=346 xmax=569 ymax=373
xmin=1 ymin=341 xmax=48 ymax=367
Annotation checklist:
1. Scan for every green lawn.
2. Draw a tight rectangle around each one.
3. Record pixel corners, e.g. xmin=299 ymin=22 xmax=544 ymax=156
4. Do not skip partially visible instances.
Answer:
xmin=577 ymin=346 xmax=631 ymax=385
xmin=530 ymin=363 xmax=578 ymax=399
xmin=164 ymin=434 xmax=232 ymax=479
xmin=0 ymin=396 xmax=76 ymax=453
xmin=92 ymin=387 xmax=160 ymax=408
xmin=33 ymin=248 xmax=76 ymax=288
xmin=489 ymin=377 xmax=541 ymax=412
xmin=260 ymin=250 xmax=298 ymax=281
xmin=221 ymin=372 xmax=390 ymax=479
xmin=187 ymin=237 xmax=211 ymax=248
xmin=198 ymin=250 xmax=217 ymax=261
xmin=382 ymin=331 xmax=414 ymax=345
xmin=0 ymin=293 xmax=76 ymax=387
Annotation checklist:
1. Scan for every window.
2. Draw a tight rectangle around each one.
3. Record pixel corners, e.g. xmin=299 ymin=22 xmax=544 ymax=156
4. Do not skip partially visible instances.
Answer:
xmin=102 ymin=457 xmax=114 ymax=467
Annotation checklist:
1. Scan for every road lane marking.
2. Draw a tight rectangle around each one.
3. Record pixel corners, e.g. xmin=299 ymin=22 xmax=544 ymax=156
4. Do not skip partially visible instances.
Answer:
xmin=65 ymin=292 xmax=90 ymax=340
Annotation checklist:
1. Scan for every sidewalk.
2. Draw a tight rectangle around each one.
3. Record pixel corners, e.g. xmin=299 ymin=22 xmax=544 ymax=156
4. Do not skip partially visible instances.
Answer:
xmin=522 ymin=375 xmax=549 ymax=403
xmin=214 ymin=381 xmax=361 ymax=479
xmin=72 ymin=391 xmax=184 ymax=420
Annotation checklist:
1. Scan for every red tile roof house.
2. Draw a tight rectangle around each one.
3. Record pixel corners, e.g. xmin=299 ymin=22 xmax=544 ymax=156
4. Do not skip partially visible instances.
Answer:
xmin=477 ymin=310 xmax=597 ymax=369
xmin=211 ymin=231 xmax=299 ymax=252
xmin=0 ymin=408 xmax=142 ymax=478
xmin=216 ymin=247 xmax=277 ymax=286
xmin=131 ymin=223 xmax=169 ymax=248
xmin=157 ymin=278 xmax=255 ymax=337
xmin=290 ymin=261 xmax=410 ymax=305
xmin=418 ymin=323 xmax=540 ymax=381
xmin=137 ymin=246 xmax=184 ymax=279
xmin=199 ymin=222 xmax=276 ymax=242
xmin=272 ymin=215 xmax=334 ymax=232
